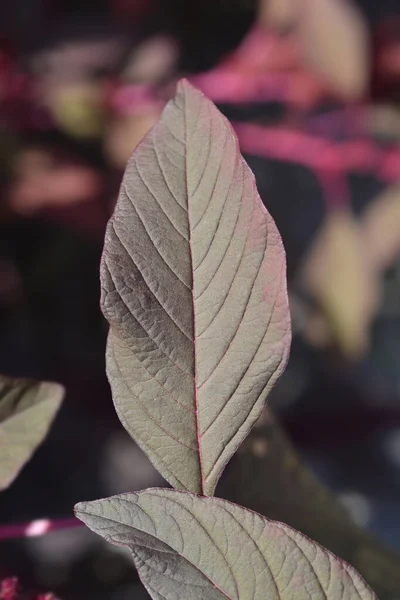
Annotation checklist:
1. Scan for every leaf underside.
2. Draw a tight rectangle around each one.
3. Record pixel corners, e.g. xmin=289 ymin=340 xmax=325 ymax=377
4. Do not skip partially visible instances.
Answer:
xmin=0 ymin=374 xmax=64 ymax=491
xmin=101 ymin=78 xmax=291 ymax=496
xmin=75 ymin=489 xmax=377 ymax=600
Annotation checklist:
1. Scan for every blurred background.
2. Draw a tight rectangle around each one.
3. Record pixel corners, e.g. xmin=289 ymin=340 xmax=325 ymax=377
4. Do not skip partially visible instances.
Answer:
xmin=0 ymin=0 xmax=400 ymax=598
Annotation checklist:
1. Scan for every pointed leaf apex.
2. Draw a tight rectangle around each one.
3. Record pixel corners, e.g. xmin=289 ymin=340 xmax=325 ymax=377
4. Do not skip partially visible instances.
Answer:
xmin=176 ymin=77 xmax=199 ymax=96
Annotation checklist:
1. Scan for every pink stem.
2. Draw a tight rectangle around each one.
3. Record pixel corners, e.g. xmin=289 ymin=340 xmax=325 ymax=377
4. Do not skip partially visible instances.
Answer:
xmin=233 ymin=122 xmax=400 ymax=184
xmin=0 ymin=517 xmax=83 ymax=542
xmin=190 ymin=71 xmax=295 ymax=104
xmin=315 ymin=166 xmax=351 ymax=210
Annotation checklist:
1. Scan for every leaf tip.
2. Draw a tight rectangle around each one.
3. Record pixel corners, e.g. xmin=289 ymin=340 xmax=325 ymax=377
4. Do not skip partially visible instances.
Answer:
xmin=48 ymin=381 xmax=65 ymax=406
xmin=38 ymin=381 xmax=65 ymax=421
xmin=74 ymin=501 xmax=88 ymax=520
xmin=73 ymin=502 xmax=95 ymax=531
xmin=176 ymin=77 xmax=202 ymax=99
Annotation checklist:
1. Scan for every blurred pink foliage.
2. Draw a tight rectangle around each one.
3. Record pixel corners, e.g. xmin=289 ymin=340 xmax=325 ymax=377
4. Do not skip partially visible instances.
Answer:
xmin=0 ymin=578 xmax=57 ymax=600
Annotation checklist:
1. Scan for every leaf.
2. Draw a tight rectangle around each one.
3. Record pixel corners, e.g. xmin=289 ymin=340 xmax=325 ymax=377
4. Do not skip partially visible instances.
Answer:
xmin=302 ymin=209 xmax=380 ymax=359
xmin=367 ymin=105 xmax=400 ymax=143
xmin=361 ymin=185 xmax=400 ymax=272
xmin=0 ymin=374 xmax=64 ymax=491
xmin=298 ymin=0 xmax=369 ymax=100
xmin=10 ymin=163 xmax=101 ymax=214
xmin=75 ymin=489 xmax=377 ymax=600
xmin=259 ymin=0 xmax=299 ymax=30
xmin=122 ymin=35 xmax=179 ymax=83
xmin=48 ymin=83 xmax=105 ymax=139
xmin=105 ymin=110 xmax=161 ymax=169
xmin=100 ymin=79 xmax=291 ymax=496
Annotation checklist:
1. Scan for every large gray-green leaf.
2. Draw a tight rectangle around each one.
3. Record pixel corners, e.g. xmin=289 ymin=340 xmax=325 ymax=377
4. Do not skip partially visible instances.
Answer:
xmin=75 ymin=489 xmax=377 ymax=600
xmin=0 ymin=374 xmax=64 ymax=491
xmin=101 ymin=79 xmax=291 ymax=496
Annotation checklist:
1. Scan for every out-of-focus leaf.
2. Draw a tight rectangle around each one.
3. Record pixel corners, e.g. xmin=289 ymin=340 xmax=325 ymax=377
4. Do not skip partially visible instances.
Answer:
xmin=303 ymin=209 xmax=380 ymax=359
xmin=47 ymin=83 xmax=105 ymax=139
xmin=221 ymin=26 xmax=300 ymax=74
xmin=101 ymin=79 xmax=291 ymax=496
xmin=362 ymin=185 xmax=400 ymax=272
xmin=0 ymin=375 xmax=64 ymax=491
xmin=122 ymin=35 xmax=179 ymax=83
xmin=367 ymin=106 xmax=400 ymax=142
xmin=9 ymin=148 xmax=102 ymax=214
xmin=298 ymin=0 xmax=369 ymax=100
xmin=104 ymin=110 xmax=160 ymax=169
xmin=32 ymin=37 xmax=128 ymax=86
xmin=258 ymin=0 xmax=298 ymax=30
xmin=75 ymin=489 xmax=377 ymax=600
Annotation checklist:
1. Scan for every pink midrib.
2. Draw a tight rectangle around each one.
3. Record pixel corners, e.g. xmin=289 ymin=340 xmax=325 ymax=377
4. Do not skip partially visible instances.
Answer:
xmin=184 ymin=100 xmax=205 ymax=496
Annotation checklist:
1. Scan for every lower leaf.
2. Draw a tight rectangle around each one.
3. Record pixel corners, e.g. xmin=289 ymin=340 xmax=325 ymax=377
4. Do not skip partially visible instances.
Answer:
xmin=75 ymin=489 xmax=377 ymax=600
